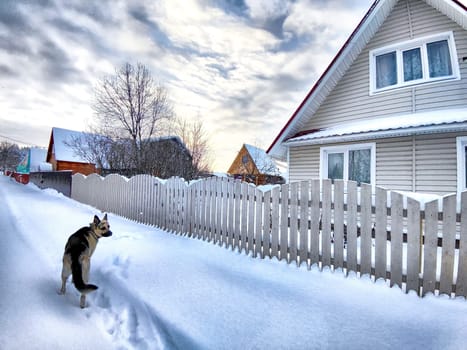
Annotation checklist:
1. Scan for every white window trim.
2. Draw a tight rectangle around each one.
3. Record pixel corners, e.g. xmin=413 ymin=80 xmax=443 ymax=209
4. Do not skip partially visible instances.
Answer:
xmin=456 ymin=136 xmax=467 ymax=193
xmin=369 ymin=31 xmax=460 ymax=95
xmin=320 ymin=143 xmax=376 ymax=188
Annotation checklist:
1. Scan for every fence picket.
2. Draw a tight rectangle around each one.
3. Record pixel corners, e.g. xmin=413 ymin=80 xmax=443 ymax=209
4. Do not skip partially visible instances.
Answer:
xmin=216 ymin=178 xmax=223 ymax=244
xmin=406 ymin=198 xmax=421 ymax=295
xmin=309 ymin=180 xmax=320 ymax=268
xmin=390 ymin=192 xmax=403 ymax=288
xmin=271 ymin=186 xmax=280 ymax=259
xmin=280 ymin=184 xmax=289 ymax=261
xmin=360 ymin=183 xmax=372 ymax=276
xmin=248 ymin=185 xmax=255 ymax=254
xmin=375 ymin=187 xmax=387 ymax=281
xmin=334 ymin=180 xmax=344 ymax=270
xmin=346 ymin=181 xmax=358 ymax=275
xmin=321 ymin=179 xmax=332 ymax=269
xmin=299 ymin=181 xmax=309 ymax=267
xmin=240 ymin=182 xmax=249 ymax=253
xmin=234 ymin=181 xmax=241 ymax=251
xmin=289 ymin=182 xmax=298 ymax=264
xmin=262 ymin=190 xmax=271 ymax=259
xmin=254 ymin=188 xmax=263 ymax=258
xmin=422 ymin=199 xmax=438 ymax=296
xmin=227 ymin=180 xmax=234 ymax=248
xmin=221 ymin=178 xmax=229 ymax=247
xmin=457 ymin=191 xmax=467 ymax=297
xmin=440 ymin=194 xmax=456 ymax=296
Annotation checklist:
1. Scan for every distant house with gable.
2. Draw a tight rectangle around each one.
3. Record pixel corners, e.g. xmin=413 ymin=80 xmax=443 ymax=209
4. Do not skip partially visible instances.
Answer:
xmin=268 ymin=0 xmax=467 ymax=195
xmin=46 ymin=127 xmax=98 ymax=175
xmin=228 ymin=144 xmax=285 ymax=185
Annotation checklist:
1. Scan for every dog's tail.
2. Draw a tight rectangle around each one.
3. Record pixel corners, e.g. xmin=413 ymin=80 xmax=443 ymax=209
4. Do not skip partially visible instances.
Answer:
xmin=71 ymin=255 xmax=98 ymax=294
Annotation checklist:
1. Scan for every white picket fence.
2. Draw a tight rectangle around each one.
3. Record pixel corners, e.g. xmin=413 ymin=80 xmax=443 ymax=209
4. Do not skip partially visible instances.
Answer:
xmin=71 ymin=173 xmax=467 ymax=298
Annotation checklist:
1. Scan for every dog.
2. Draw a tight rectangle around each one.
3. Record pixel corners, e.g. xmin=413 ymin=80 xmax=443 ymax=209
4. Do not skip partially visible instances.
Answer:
xmin=59 ymin=214 xmax=112 ymax=308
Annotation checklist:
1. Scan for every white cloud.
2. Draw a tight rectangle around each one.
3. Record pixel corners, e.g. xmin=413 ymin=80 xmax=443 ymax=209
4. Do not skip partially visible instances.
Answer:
xmin=245 ymin=0 xmax=290 ymax=22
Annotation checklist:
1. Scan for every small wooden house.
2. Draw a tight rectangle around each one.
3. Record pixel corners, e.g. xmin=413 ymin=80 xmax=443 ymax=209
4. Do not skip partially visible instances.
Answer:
xmin=268 ymin=0 xmax=467 ymax=195
xmin=46 ymin=127 xmax=97 ymax=175
xmin=228 ymin=144 xmax=284 ymax=185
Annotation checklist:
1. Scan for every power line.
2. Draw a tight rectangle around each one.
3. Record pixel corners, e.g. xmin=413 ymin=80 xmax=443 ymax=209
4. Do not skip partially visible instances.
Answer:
xmin=0 ymin=133 xmax=43 ymax=147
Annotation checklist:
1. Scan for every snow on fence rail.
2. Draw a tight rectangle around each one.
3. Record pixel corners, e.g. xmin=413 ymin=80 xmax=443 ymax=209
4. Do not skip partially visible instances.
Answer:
xmin=71 ymin=173 xmax=467 ymax=298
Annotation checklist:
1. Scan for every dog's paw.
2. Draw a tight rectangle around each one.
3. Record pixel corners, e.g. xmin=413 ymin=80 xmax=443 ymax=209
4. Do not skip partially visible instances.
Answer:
xmin=57 ymin=289 xmax=66 ymax=295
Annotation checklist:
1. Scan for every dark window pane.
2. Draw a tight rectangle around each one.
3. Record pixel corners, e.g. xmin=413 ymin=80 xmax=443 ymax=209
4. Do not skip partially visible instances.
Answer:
xmin=427 ymin=40 xmax=452 ymax=78
xmin=349 ymin=149 xmax=371 ymax=184
xmin=376 ymin=51 xmax=397 ymax=89
xmin=328 ymin=153 xmax=344 ymax=181
xmin=403 ymin=48 xmax=422 ymax=81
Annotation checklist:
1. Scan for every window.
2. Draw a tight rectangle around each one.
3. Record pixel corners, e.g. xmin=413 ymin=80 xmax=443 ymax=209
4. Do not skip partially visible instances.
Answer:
xmin=370 ymin=32 xmax=459 ymax=94
xmin=320 ymin=143 xmax=375 ymax=185
xmin=456 ymin=137 xmax=467 ymax=193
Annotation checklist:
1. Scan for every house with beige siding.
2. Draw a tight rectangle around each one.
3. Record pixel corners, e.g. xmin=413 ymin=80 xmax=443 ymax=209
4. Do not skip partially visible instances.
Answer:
xmin=268 ymin=0 xmax=467 ymax=195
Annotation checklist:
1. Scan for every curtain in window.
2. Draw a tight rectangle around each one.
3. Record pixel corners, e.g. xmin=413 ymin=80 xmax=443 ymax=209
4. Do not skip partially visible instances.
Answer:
xmin=427 ymin=40 xmax=452 ymax=78
xmin=349 ymin=149 xmax=371 ymax=184
xmin=376 ymin=51 xmax=397 ymax=89
xmin=403 ymin=48 xmax=422 ymax=81
xmin=327 ymin=153 xmax=344 ymax=181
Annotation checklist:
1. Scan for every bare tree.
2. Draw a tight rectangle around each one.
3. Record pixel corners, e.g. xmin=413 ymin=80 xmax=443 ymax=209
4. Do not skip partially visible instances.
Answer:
xmin=174 ymin=116 xmax=212 ymax=176
xmin=64 ymin=127 xmax=111 ymax=170
xmin=0 ymin=141 xmax=21 ymax=171
xmin=93 ymin=62 xmax=173 ymax=173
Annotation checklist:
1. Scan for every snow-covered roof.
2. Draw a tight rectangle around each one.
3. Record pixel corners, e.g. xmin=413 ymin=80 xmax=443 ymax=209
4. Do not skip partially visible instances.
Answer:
xmin=29 ymin=148 xmax=48 ymax=172
xmin=286 ymin=108 xmax=467 ymax=145
xmin=244 ymin=144 xmax=281 ymax=176
xmin=267 ymin=0 xmax=467 ymax=160
xmin=50 ymin=127 xmax=92 ymax=163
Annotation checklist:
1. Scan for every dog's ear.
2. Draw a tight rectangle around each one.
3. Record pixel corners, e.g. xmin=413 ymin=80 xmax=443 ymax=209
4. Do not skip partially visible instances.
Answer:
xmin=93 ymin=215 xmax=100 ymax=225
xmin=103 ymin=213 xmax=108 ymax=221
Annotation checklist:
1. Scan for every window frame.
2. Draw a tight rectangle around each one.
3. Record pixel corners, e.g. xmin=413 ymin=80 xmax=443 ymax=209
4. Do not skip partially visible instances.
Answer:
xmin=320 ymin=143 xmax=376 ymax=187
xmin=456 ymin=136 xmax=467 ymax=193
xmin=369 ymin=31 xmax=459 ymax=95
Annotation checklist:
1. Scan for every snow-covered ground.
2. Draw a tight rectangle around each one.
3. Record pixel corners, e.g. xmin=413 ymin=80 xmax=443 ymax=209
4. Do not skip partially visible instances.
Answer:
xmin=1 ymin=175 xmax=467 ymax=350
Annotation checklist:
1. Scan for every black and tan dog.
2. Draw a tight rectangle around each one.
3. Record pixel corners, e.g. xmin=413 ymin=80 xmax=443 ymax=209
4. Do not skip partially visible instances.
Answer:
xmin=59 ymin=214 xmax=112 ymax=308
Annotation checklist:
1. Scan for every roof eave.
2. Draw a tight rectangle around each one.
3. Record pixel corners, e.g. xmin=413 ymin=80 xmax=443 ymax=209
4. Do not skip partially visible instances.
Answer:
xmin=285 ymin=122 xmax=467 ymax=147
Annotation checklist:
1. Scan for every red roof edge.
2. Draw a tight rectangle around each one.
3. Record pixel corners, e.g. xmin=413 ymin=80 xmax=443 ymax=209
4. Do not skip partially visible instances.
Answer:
xmin=452 ymin=0 xmax=467 ymax=11
xmin=266 ymin=0 xmax=380 ymax=155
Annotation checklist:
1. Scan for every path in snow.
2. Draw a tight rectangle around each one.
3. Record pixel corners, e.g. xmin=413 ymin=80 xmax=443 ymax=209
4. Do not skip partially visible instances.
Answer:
xmin=0 ymin=179 xmax=113 ymax=350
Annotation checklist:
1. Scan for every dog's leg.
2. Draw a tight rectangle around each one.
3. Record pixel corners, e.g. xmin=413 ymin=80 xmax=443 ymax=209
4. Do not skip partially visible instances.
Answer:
xmin=59 ymin=255 xmax=72 ymax=295
xmin=80 ymin=256 xmax=90 ymax=308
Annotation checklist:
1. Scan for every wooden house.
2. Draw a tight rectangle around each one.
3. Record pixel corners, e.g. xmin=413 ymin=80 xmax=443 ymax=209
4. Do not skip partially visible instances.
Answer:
xmin=46 ymin=127 xmax=97 ymax=175
xmin=268 ymin=0 xmax=467 ymax=195
xmin=228 ymin=144 xmax=284 ymax=185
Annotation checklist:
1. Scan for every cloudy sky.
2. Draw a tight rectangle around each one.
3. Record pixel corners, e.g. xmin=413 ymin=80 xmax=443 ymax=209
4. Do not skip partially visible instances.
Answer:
xmin=0 ymin=0 xmax=374 ymax=171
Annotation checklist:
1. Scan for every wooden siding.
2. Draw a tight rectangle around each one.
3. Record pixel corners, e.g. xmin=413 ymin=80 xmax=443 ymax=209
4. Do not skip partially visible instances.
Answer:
xmin=302 ymin=0 xmax=467 ymax=132
xmin=414 ymin=133 xmax=458 ymax=193
xmin=56 ymin=160 xmax=96 ymax=176
xmin=289 ymin=132 xmax=467 ymax=195
xmin=228 ymin=145 xmax=259 ymax=175
xmin=376 ymin=137 xmax=414 ymax=191
xmin=288 ymin=145 xmax=320 ymax=182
